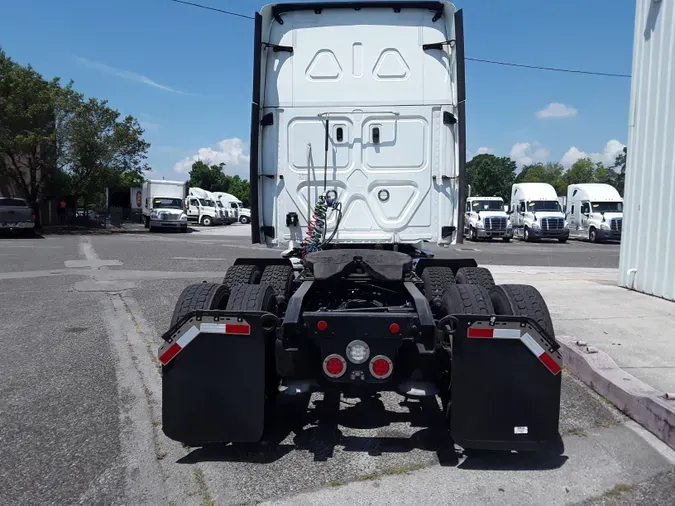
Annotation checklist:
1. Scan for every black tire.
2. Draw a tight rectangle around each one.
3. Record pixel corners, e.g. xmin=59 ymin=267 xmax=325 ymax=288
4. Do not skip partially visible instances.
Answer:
xmin=259 ymin=264 xmax=294 ymax=304
xmin=144 ymin=216 xmax=149 ymax=228
xmin=502 ymin=237 xmax=511 ymax=243
xmin=223 ymin=264 xmax=261 ymax=286
xmin=589 ymin=228 xmax=598 ymax=243
xmin=170 ymin=283 xmax=230 ymax=327
xmin=523 ymin=227 xmax=530 ymax=242
xmin=470 ymin=227 xmax=478 ymax=241
xmin=558 ymin=237 xmax=567 ymax=243
xmin=201 ymin=216 xmax=213 ymax=227
xmin=441 ymin=284 xmax=494 ymax=315
xmin=489 ymin=284 xmax=555 ymax=340
xmin=455 ymin=267 xmax=496 ymax=290
xmin=240 ymin=215 xmax=250 ymax=224
xmin=180 ymin=227 xmax=188 ymax=233
xmin=421 ymin=267 xmax=456 ymax=308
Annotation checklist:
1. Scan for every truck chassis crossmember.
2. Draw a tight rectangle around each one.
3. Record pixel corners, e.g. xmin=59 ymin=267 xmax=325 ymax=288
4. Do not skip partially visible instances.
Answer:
xmin=160 ymin=249 xmax=563 ymax=454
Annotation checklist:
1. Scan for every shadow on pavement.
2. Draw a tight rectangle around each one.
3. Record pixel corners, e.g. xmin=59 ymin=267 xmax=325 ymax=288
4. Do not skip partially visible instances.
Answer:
xmin=178 ymin=394 xmax=566 ymax=472
xmin=0 ymin=230 xmax=45 ymax=239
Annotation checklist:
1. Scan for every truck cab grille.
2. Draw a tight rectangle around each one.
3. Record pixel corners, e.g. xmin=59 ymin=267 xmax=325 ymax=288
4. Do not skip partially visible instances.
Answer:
xmin=611 ymin=218 xmax=623 ymax=232
xmin=541 ymin=217 xmax=564 ymax=230
xmin=484 ymin=217 xmax=507 ymax=231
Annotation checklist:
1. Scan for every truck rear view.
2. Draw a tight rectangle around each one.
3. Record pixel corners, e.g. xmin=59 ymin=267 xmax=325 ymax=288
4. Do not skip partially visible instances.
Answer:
xmin=250 ymin=1 xmax=464 ymax=250
xmin=159 ymin=2 xmax=563 ymax=458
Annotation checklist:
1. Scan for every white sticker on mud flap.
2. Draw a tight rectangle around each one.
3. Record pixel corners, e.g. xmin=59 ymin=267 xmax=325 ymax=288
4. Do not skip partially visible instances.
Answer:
xmin=200 ymin=323 xmax=227 ymax=334
xmin=514 ymin=426 xmax=529 ymax=435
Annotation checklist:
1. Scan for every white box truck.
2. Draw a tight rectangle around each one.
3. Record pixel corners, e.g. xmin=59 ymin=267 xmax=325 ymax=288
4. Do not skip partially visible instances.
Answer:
xmin=141 ymin=180 xmax=189 ymax=232
xmin=566 ymin=183 xmax=623 ymax=242
xmin=186 ymin=187 xmax=221 ymax=227
xmin=463 ymin=196 xmax=512 ymax=242
xmin=509 ymin=183 xmax=569 ymax=242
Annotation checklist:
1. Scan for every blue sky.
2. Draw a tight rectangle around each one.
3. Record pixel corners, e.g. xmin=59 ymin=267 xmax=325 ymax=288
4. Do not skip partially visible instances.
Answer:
xmin=1 ymin=0 xmax=634 ymax=179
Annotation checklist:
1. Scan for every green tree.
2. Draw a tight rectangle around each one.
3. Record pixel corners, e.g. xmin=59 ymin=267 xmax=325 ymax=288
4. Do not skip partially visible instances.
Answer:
xmin=0 ymin=49 xmax=75 ymax=223
xmin=517 ymin=162 xmax=566 ymax=195
xmin=188 ymin=160 xmax=227 ymax=191
xmin=187 ymin=160 xmax=251 ymax=205
xmin=66 ymin=97 xmax=150 ymax=206
xmin=613 ymin=147 xmax=627 ymax=196
xmin=465 ymin=154 xmax=517 ymax=201
xmin=564 ymin=157 xmax=596 ymax=186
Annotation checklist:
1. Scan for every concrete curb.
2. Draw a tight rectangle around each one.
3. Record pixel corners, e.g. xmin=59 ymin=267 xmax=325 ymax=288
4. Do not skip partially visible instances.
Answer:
xmin=558 ymin=335 xmax=675 ymax=450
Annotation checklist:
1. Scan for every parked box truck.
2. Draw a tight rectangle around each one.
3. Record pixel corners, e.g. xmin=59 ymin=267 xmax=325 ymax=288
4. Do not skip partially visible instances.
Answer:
xmin=141 ymin=180 xmax=189 ymax=232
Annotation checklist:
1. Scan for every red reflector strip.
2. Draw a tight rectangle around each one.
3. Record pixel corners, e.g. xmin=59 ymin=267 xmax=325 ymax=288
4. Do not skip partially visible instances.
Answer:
xmin=467 ymin=327 xmax=494 ymax=338
xmin=225 ymin=323 xmax=251 ymax=335
xmin=159 ymin=342 xmax=181 ymax=365
xmin=521 ymin=332 xmax=561 ymax=376
xmin=159 ymin=325 xmax=200 ymax=366
xmin=539 ymin=352 xmax=562 ymax=375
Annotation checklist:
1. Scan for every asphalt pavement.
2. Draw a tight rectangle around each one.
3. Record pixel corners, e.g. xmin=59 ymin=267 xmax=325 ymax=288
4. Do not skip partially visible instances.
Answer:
xmin=1 ymin=229 xmax=671 ymax=506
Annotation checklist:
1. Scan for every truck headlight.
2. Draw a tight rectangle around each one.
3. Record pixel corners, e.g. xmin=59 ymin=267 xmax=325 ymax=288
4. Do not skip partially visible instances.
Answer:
xmin=531 ymin=221 xmax=540 ymax=229
xmin=180 ymin=214 xmax=188 ymax=221
xmin=475 ymin=221 xmax=484 ymax=228
xmin=564 ymin=221 xmax=569 ymax=229
xmin=600 ymin=223 xmax=610 ymax=230
xmin=150 ymin=212 xmax=158 ymax=219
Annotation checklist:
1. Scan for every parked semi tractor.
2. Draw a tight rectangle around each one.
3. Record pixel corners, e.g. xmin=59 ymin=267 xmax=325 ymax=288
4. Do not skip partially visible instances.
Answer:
xmin=509 ymin=183 xmax=569 ymax=242
xmin=566 ymin=183 xmax=623 ymax=242
xmin=213 ymin=192 xmax=243 ymax=225
xmin=159 ymin=2 xmax=563 ymax=454
xmin=141 ymin=180 xmax=189 ymax=232
xmin=186 ymin=187 xmax=221 ymax=227
xmin=464 ymin=196 xmax=512 ymax=242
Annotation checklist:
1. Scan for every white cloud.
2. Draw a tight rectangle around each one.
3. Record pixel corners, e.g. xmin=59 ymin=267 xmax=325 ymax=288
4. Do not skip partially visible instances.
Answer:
xmin=510 ymin=142 xmax=550 ymax=167
xmin=476 ymin=146 xmax=493 ymax=155
xmin=173 ymin=138 xmax=250 ymax=178
xmin=75 ymin=56 xmax=189 ymax=94
xmin=139 ymin=121 xmax=160 ymax=132
xmin=536 ymin=102 xmax=578 ymax=119
xmin=560 ymin=139 xmax=626 ymax=168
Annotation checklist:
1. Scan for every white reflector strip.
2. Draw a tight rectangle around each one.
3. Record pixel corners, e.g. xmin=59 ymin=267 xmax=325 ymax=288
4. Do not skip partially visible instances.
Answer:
xmin=492 ymin=328 xmax=522 ymax=339
xmin=200 ymin=323 xmax=227 ymax=334
xmin=520 ymin=332 xmax=545 ymax=358
xmin=176 ymin=325 xmax=200 ymax=349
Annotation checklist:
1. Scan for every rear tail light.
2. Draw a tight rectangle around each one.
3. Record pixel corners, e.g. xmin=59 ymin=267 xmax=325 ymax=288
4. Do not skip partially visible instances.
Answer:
xmin=323 ymin=354 xmax=346 ymax=378
xmin=369 ymin=355 xmax=393 ymax=379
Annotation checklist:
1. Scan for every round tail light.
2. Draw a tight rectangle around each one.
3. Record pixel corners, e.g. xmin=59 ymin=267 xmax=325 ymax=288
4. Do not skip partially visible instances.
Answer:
xmin=369 ymin=355 xmax=393 ymax=379
xmin=323 ymin=354 xmax=346 ymax=378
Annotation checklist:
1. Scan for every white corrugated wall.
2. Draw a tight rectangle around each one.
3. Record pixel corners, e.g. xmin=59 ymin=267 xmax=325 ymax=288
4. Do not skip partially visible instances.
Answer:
xmin=619 ymin=0 xmax=675 ymax=301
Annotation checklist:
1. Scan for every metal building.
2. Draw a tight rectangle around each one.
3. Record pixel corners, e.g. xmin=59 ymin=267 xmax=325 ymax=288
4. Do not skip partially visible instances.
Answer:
xmin=619 ymin=0 xmax=675 ymax=301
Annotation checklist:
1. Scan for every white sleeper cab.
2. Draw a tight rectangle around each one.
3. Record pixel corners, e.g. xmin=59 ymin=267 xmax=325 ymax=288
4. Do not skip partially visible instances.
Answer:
xmin=464 ymin=196 xmax=512 ymax=242
xmin=509 ymin=183 xmax=569 ymax=243
xmin=250 ymin=1 xmax=464 ymax=251
xmin=566 ymin=183 xmax=623 ymax=242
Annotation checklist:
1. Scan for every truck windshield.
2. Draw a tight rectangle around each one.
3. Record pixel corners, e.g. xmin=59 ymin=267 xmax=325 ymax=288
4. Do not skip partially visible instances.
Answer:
xmin=471 ymin=200 xmax=503 ymax=211
xmin=199 ymin=199 xmax=215 ymax=207
xmin=528 ymin=201 xmax=561 ymax=212
xmin=153 ymin=198 xmax=183 ymax=209
xmin=591 ymin=202 xmax=623 ymax=213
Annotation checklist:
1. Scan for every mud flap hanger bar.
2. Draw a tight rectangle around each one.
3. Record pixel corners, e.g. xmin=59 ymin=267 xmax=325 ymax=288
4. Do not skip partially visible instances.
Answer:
xmin=263 ymin=42 xmax=293 ymax=53
xmin=423 ymin=39 xmax=456 ymax=51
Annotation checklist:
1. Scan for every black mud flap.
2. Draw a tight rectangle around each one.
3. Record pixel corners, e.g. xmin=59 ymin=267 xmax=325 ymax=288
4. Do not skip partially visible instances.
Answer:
xmin=450 ymin=316 xmax=563 ymax=452
xmin=159 ymin=310 xmax=276 ymax=445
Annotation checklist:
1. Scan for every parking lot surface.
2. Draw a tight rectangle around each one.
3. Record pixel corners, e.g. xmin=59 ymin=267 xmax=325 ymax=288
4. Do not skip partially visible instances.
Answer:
xmin=1 ymin=231 xmax=671 ymax=506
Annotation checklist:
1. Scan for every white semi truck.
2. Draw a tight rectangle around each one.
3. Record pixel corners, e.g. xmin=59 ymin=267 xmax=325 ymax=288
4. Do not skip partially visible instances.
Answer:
xmin=509 ymin=183 xmax=569 ymax=242
xmin=141 ymin=180 xmax=189 ymax=232
xmin=186 ymin=187 xmax=221 ymax=227
xmin=464 ymin=196 xmax=512 ymax=242
xmin=213 ymin=192 xmax=243 ymax=225
xmin=160 ymin=1 xmax=563 ymax=456
xmin=566 ymin=183 xmax=623 ymax=242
